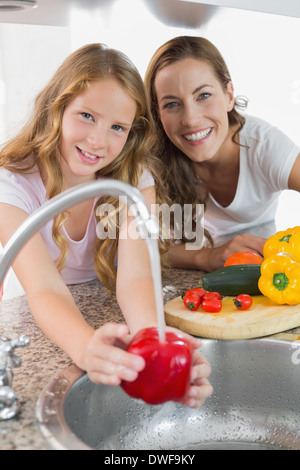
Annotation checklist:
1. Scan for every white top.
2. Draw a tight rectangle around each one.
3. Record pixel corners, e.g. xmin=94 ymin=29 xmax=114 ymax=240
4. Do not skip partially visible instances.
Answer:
xmin=0 ymin=167 xmax=154 ymax=299
xmin=202 ymin=115 xmax=300 ymax=240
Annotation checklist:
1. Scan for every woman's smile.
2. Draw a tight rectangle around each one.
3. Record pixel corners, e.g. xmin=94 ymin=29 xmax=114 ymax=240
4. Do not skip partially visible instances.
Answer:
xmin=155 ymin=57 xmax=235 ymax=163
xmin=183 ymin=127 xmax=213 ymax=143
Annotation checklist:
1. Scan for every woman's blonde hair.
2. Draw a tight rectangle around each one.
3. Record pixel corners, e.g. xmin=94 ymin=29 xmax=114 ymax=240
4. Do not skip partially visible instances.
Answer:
xmin=144 ymin=36 xmax=248 ymax=246
xmin=0 ymin=43 xmax=166 ymax=290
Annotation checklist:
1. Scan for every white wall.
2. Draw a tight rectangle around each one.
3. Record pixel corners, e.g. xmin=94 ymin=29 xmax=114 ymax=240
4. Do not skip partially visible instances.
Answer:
xmin=1 ymin=4 xmax=299 ymax=146
xmin=69 ymin=2 xmax=300 ymax=144
xmin=0 ymin=23 xmax=71 ymax=142
xmin=204 ymin=8 xmax=300 ymax=147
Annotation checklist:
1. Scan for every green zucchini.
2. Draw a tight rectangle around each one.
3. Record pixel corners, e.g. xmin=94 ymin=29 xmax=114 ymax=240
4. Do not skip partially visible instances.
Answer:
xmin=199 ymin=264 xmax=262 ymax=296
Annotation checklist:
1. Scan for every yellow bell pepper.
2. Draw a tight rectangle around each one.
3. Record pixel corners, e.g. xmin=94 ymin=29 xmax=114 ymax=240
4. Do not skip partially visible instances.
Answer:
xmin=258 ymin=252 xmax=300 ymax=305
xmin=263 ymin=226 xmax=300 ymax=261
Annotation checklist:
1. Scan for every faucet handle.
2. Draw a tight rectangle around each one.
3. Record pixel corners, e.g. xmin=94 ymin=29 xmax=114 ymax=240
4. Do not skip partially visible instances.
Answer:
xmin=8 ymin=335 xmax=30 ymax=352
xmin=0 ymin=334 xmax=29 ymax=350
xmin=0 ymin=335 xmax=30 ymax=368
xmin=0 ymin=335 xmax=30 ymax=420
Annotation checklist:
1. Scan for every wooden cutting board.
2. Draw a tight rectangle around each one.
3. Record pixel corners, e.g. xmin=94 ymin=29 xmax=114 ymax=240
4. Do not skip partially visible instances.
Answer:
xmin=164 ymin=295 xmax=300 ymax=340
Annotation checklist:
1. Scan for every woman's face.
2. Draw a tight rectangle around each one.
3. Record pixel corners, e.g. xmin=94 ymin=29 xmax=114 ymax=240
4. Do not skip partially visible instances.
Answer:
xmin=154 ymin=58 xmax=235 ymax=164
xmin=59 ymin=79 xmax=137 ymax=184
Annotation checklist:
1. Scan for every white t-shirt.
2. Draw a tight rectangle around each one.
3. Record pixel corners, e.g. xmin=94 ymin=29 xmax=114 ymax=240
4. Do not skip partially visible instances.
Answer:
xmin=0 ymin=168 xmax=154 ymax=299
xmin=202 ymin=115 xmax=300 ymax=241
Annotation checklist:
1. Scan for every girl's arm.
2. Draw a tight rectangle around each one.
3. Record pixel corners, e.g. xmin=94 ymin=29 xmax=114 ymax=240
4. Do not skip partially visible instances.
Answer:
xmin=116 ymin=186 xmax=213 ymax=406
xmin=0 ymin=200 xmax=213 ymax=406
xmin=0 ymin=203 xmax=145 ymax=385
xmin=116 ymin=185 xmax=158 ymax=333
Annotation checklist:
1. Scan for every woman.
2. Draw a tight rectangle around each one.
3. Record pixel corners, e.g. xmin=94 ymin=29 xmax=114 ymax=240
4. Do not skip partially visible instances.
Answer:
xmin=0 ymin=43 xmax=212 ymax=407
xmin=145 ymin=36 xmax=300 ymax=272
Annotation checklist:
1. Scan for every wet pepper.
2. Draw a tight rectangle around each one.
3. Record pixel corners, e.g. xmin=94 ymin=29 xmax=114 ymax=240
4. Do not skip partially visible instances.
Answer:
xmin=263 ymin=226 xmax=300 ymax=261
xmin=121 ymin=328 xmax=192 ymax=405
xmin=258 ymin=252 xmax=300 ymax=305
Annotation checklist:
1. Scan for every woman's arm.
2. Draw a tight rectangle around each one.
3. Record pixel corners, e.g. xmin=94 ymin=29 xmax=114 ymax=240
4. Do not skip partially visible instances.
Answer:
xmin=288 ymin=153 xmax=300 ymax=191
xmin=168 ymin=233 xmax=266 ymax=272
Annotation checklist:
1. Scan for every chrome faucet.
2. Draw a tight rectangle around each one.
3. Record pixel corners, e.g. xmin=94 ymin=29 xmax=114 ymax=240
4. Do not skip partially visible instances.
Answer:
xmin=0 ymin=180 xmax=163 ymax=420
xmin=0 ymin=335 xmax=30 ymax=420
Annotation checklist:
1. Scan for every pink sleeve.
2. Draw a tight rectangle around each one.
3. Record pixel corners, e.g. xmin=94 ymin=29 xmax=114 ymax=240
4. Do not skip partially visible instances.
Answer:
xmin=138 ymin=168 xmax=155 ymax=190
xmin=0 ymin=169 xmax=40 ymax=214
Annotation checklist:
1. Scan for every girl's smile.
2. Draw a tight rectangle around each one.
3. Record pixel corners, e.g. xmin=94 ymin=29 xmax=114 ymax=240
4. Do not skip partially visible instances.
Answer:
xmin=76 ymin=146 xmax=103 ymax=165
xmin=59 ymin=79 xmax=137 ymax=185
xmin=154 ymin=58 xmax=235 ymax=164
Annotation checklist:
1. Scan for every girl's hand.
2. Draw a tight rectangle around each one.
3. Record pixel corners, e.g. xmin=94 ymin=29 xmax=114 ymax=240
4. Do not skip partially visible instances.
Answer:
xmin=82 ymin=323 xmax=145 ymax=385
xmin=183 ymin=348 xmax=213 ymax=408
xmin=83 ymin=323 xmax=212 ymax=409
xmin=181 ymin=336 xmax=213 ymax=408
xmin=165 ymin=327 xmax=213 ymax=408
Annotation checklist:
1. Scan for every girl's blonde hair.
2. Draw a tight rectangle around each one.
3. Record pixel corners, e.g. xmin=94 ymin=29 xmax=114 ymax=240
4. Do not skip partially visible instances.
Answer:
xmin=144 ymin=36 xmax=248 ymax=247
xmin=0 ymin=43 xmax=167 ymax=290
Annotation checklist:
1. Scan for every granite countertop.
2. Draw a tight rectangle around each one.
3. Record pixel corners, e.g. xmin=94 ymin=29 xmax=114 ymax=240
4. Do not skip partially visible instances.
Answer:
xmin=1 ymin=268 xmax=300 ymax=450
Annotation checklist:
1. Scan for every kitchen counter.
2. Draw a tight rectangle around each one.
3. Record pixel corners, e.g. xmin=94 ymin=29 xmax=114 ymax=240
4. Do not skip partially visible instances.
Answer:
xmin=1 ymin=268 xmax=300 ymax=450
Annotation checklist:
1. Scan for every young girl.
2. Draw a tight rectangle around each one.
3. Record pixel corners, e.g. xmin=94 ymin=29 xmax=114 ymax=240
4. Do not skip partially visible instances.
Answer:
xmin=0 ymin=44 xmax=212 ymax=408
xmin=145 ymin=36 xmax=300 ymax=272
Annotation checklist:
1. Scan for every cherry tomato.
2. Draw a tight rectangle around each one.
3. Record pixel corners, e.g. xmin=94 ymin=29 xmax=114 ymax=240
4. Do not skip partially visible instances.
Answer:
xmin=182 ymin=287 xmax=206 ymax=300
xmin=233 ymin=294 xmax=253 ymax=310
xmin=201 ymin=298 xmax=222 ymax=313
xmin=183 ymin=292 xmax=201 ymax=311
xmin=224 ymin=251 xmax=263 ymax=267
xmin=202 ymin=291 xmax=222 ymax=301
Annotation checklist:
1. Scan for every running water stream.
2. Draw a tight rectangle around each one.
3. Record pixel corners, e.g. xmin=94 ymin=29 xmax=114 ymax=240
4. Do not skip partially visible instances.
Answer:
xmin=145 ymin=237 xmax=166 ymax=342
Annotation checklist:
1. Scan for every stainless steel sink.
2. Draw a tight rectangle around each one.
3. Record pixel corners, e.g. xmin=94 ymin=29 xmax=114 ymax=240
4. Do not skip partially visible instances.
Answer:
xmin=36 ymin=339 xmax=300 ymax=450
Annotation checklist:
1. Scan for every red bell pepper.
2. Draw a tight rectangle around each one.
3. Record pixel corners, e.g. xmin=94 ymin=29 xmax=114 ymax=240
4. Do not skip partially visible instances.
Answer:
xmin=121 ymin=327 xmax=192 ymax=405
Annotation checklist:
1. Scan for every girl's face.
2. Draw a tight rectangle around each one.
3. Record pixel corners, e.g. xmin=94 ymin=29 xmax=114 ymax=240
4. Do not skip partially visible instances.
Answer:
xmin=154 ymin=58 xmax=235 ymax=164
xmin=59 ymin=79 xmax=137 ymax=183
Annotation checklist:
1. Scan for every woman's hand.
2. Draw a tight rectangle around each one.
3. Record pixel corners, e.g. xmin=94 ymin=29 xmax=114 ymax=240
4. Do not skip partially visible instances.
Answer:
xmin=168 ymin=233 xmax=266 ymax=272
xmin=82 ymin=323 xmax=145 ymax=385
xmin=200 ymin=233 xmax=266 ymax=272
